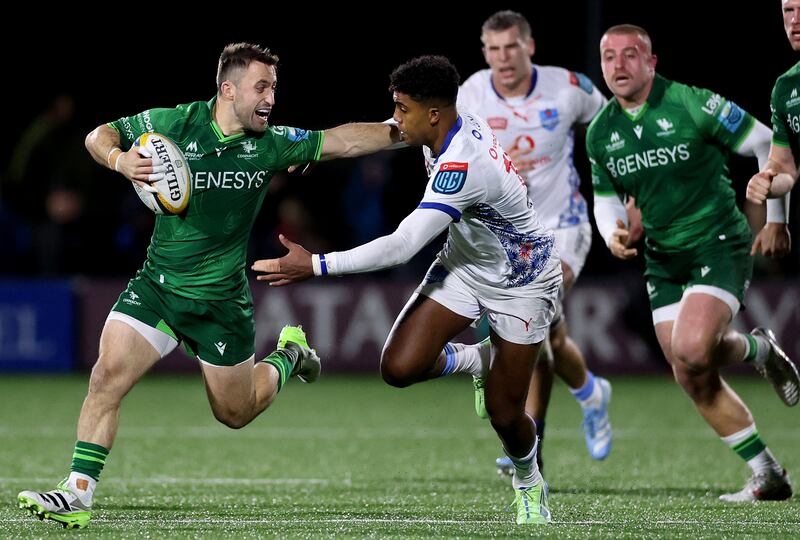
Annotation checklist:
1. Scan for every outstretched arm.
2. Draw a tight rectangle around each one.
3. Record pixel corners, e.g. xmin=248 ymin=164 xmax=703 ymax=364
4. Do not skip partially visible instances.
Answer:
xmin=319 ymin=123 xmax=402 ymax=161
xmin=252 ymin=208 xmax=452 ymax=285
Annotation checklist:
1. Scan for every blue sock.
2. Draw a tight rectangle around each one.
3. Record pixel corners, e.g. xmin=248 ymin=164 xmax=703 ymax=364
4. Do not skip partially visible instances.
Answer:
xmin=571 ymin=370 xmax=596 ymax=402
xmin=440 ymin=343 xmax=457 ymax=376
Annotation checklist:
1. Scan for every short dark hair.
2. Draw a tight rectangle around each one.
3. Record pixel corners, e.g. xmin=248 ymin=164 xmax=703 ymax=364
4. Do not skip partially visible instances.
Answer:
xmin=216 ymin=43 xmax=279 ymax=93
xmin=603 ymin=24 xmax=653 ymax=53
xmin=482 ymin=10 xmax=532 ymax=39
xmin=389 ymin=55 xmax=460 ymax=105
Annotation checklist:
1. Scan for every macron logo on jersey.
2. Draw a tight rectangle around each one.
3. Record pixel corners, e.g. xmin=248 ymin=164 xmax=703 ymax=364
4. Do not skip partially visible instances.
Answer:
xmin=433 ymin=162 xmax=468 ymax=194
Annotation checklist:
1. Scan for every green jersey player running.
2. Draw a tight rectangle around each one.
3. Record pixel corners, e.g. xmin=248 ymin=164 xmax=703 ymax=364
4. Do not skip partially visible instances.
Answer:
xmin=587 ymin=25 xmax=799 ymax=503
xmin=17 ymin=42 xmax=400 ymax=529
xmin=747 ymin=0 xmax=800 ymax=219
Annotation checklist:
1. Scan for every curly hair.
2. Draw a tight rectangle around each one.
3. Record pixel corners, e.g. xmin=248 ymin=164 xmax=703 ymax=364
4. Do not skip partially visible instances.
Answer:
xmin=389 ymin=55 xmax=460 ymax=105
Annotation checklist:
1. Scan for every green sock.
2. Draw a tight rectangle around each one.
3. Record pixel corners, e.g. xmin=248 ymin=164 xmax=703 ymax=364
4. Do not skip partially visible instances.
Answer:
xmin=262 ymin=350 xmax=296 ymax=391
xmin=743 ymin=334 xmax=758 ymax=363
xmin=70 ymin=441 xmax=110 ymax=481
xmin=730 ymin=431 xmax=767 ymax=461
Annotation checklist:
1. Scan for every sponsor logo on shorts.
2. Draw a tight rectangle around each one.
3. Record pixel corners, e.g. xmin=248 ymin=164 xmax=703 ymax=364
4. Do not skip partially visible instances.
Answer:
xmin=122 ymin=290 xmax=141 ymax=306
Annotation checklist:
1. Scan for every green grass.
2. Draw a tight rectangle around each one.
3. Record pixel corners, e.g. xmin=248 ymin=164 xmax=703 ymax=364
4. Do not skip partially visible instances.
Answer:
xmin=1 ymin=374 xmax=799 ymax=538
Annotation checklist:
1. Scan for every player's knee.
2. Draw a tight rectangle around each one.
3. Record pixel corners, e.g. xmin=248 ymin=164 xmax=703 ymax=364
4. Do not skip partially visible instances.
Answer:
xmin=488 ymin=407 xmax=518 ymax=434
xmin=211 ymin=407 xmax=252 ymax=429
xmin=87 ymin=356 xmax=127 ymax=400
xmin=379 ymin=354 xmax=414 ymax=388
xmin=485 ymin=393 xmax=518 ymax=430
xmin=672 ymin=334 xmax=714 ymax=372
xmin=672 ymin=364 xmax=717 ymax=403
xmin=381 ymin=341 xmax=443 ymax=387
xmin=549 ymin=324 xmax=567 ymax=351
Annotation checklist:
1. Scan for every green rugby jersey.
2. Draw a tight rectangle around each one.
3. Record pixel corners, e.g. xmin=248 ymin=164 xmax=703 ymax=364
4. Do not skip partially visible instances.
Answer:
xmin=770 ymin=60 xmax=800 ymax=161
xmin=110 ymin=98 xmax=324 ymax=300
xmin=587 ymin=75 xmax=753 ymax=253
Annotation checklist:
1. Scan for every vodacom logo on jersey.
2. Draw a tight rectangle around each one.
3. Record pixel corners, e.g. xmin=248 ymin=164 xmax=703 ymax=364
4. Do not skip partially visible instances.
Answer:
xmin=511 ymin=135 xmax=536 ymax=154
xmin=508 ymin=135 xmax=551 ymax=173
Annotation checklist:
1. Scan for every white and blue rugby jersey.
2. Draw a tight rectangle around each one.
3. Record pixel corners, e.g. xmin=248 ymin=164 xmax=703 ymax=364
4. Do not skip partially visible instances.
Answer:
xmin=458 ymin=66 xmax=606 ymax=230
xmin=422 ymin=110 xmax=555 ymax=289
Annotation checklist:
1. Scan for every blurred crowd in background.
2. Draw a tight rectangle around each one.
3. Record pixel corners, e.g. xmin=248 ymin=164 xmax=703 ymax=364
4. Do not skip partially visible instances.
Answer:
xmin=2 ymin=92 xmax=798 ymax=282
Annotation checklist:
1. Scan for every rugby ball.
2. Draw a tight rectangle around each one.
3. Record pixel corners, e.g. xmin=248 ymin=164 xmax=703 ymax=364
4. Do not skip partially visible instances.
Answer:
xmin=133 ymin=133 xmax=191 ymax=215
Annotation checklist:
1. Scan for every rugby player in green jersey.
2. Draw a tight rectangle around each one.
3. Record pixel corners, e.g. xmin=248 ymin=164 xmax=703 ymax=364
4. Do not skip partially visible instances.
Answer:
xmin=17 ymin=42 xmax=400 ymax=529
xmin=747 ymin=0 xmax=800 ymax=227
xmin=587 ymin=25 xmax=799 ymax=502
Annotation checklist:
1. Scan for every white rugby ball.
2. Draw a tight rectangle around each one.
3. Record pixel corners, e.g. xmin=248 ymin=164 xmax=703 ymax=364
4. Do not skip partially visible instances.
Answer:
xmin=133 ymin=133 xmax=191 ymax=215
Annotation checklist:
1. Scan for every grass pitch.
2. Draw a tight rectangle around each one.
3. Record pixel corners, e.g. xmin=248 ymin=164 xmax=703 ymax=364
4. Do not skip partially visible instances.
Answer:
xmin=1 ymin=373 xmax=798 ymax=538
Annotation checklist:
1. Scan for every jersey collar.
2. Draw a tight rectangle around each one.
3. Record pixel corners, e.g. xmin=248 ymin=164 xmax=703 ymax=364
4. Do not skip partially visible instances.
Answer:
xmin=613 ymin=74 xmax=667 ymax=122
xmin=206 ymin=96 xmax=248 ymax=144
xmin=433 ymin=116 xmax=463 ymax=164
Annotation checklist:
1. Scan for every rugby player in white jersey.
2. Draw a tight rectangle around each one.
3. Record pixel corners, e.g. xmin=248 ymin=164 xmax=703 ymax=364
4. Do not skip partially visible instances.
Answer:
xmin=253 ymin=55 xmax=562 ymax=525
xmin=450 ymin=10 xmax=613 ymax=475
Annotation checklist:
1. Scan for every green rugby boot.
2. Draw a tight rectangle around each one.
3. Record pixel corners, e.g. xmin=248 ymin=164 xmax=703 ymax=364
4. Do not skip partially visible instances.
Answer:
xmin=278 ymin=325 xmax=321 ymax=383
xmin=513 ymin=481 xmax=551 ymax=525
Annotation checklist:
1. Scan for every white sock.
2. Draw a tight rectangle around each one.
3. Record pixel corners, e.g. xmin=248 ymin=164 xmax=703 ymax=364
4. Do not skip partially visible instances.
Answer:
xmin=506 ymin=438 xmax=543 ymax=489
xmin=748 ymin=448 xmax=782 ymax=476
xmin=740 ymin=333 xmax=770 ymax=366
xmin=721 ymin=424 xmax=782 ymax=476
xmin=440 ymin=338 xmax=490 ymax=378
xmin=67 ymin=471 xmax=96 ymax=507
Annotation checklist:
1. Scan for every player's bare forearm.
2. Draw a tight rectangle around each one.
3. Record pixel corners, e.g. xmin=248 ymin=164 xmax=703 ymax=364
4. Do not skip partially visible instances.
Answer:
xmin=85 ymin=124 xmax=122 ymax=169
xmin=765 ymin=148 xmax=798 ymax=197
xmin=320 ymin=123 xmax=401 ymax=160
xmin=769 ymin=173 xmax=796 ymax=198
xmin=85 ymin=124 xmax=160 ymax=188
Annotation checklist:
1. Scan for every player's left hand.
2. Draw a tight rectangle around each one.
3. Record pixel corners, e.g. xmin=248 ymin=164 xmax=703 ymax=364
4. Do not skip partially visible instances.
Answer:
xmin=746 ymin=168 xmax=777 ymax=204
xmin=252 ymin=234 xmax=314 ymax=286
xmin=751 ymin=222 xmax=791 ymax=258
xmin=625 ymin=197 xmax=644 ymax=246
